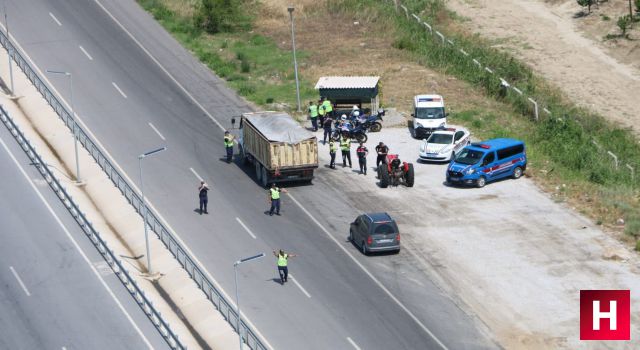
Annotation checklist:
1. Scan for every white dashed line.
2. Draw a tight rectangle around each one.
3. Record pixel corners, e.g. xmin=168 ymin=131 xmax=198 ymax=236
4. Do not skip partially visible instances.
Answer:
xmin=49 ymin=12 xmax=62 ymax=26
xmin=9 ymin=266 xmax=31 ymax=296
xmin=79 ymin=46 xmax=93 ymax=61
xmin=111 ymin=82 xmax=127 ymax=99
xmin=235 ymin=217 xmax=256 ymax=239
xmin=288 ymin=274 xmax=311 ymax=298
xmin=347 ymin=337 xmax=361 ymax=350
xmin=189 ymin=167 xmax=203 ymax=182
xmin=148 ymin=122 xmax=166 ymax=141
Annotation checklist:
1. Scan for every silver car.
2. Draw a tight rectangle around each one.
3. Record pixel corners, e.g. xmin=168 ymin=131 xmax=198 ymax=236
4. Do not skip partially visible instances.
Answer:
xmin=349 ymin=213 xmax=400 ymax=255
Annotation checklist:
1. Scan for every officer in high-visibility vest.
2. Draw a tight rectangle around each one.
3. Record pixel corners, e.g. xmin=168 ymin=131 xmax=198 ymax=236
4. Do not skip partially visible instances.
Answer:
xmin=329 ymin=138 xmax=337 ymax=169
xmin=308 ymin=101 xmax=319 ymax=131
xmin=224 ymin=131 xmax=234 ymax=163
xmin=322 ymin=97 xmax=333 ymax=118
xmin=340 ymin=134 xmax=352 ymax=168
xmin=268 ymin=183 xmax=287 ymax=216
xmin=317 ymin=99 xmax=326 ymax=127
xmin=273 ymin=249 xmax=297 ymax=285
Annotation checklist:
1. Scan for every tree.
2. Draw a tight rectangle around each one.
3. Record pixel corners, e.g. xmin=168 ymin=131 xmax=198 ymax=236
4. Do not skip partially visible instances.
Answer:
xmin=617 ymin=15 xmax=631 ymax=37
xmin=635 ymin=0 xmax=640 ymax=16
xmin=577 ymin=0 xmax=595 ymax=14
xmin=195 ymin=0 xmax=249 ymax=34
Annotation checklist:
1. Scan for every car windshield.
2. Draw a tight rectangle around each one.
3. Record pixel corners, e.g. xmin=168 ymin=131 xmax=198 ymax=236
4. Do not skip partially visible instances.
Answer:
xmin=454 ymin=149 xmax=485 ymax=165
xmin=415 ymin=107 xmax=445 ymax=119
xmin=373 ymin=223 xmax=397 ymax=234
xmin=427 ymin=133 xmax=453 ymax=144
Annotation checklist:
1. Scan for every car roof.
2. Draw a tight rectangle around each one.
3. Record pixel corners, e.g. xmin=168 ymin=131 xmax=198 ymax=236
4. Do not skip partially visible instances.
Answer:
xmin=363 ymin=212 xmax=395 ymax=223
xmin=430 ymin=127 xmax=468 ymax=136
xmin=467 ymin=138 xmax=523 ymax=151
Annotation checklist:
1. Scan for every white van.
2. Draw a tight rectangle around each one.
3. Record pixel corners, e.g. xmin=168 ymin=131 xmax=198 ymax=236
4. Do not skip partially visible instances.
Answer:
xmin=411 ymin=94 xmax=447 ymax=139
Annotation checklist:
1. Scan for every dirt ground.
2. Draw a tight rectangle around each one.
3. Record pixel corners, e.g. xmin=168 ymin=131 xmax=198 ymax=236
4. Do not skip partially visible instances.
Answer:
xmin=446 ymin=0 xmax=640 ymax=136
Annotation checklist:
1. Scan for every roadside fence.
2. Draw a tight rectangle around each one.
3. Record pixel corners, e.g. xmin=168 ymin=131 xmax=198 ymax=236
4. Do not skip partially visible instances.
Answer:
xmin=0 ymin=22 xmax=267 ymax=350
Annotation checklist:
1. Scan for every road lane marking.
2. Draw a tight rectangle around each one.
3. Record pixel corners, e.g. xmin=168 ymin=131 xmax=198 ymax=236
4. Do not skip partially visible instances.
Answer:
xmin=287 ymin=193 xmax=448 ymax=350
xmin=9 ymin=266 xmax=31 ymax=296
xmin=49 ymin=12 xmax=62 ymax=26
xmin=189 ymin=167 xmax=203 ymax=182
xmin=111 ymin=82 xmax=127 ymax=98
xmin=148 ymin=122 xmax=166 ymax=141
xmin=79 ymin=46 xmax=93 ymax=61
xmin=346 ymin=337 xmax=361 ymax=350
xmin=235 ymin=217 xmax=256 ymax=239
xmin=0 ymin=136 xmax=153 ymax=349
xmin=288 ymin=274 xmax=311 ymax=298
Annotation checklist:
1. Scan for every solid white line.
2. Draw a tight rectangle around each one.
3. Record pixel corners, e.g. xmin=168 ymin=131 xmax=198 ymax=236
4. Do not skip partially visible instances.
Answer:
xmin=0 ymin=136 xmax=154 ymax=349
xmin=9 ymin=266 xmax=31 ymax=296
xmin=79 ymin=46 xmax=93 ymax=61
xmin=189 ymin=167 xmax=203 ymax=182
xmin=235 ymin=217 xmax=256 ymax=239
xmin=287 ymin=193 xmax=448 ymax=350
xmin=288 ymin=274 xmax=311 ymax=298
xmin=111 ymin=82 xmax=127 ymax=99
xmin=346 ymin=337 xmax=361 ymax=350
xmin=148 ymin=122 xmax=166 ymax=141
xmin=49 ymin=12 xmax=62 ymax=26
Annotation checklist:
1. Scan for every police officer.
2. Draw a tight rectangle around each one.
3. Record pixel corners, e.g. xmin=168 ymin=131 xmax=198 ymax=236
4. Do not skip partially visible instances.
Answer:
xmin=308 ymin=101 xmax=319 ymax=131
xmin=375 ymin=141 xmax=389 ymax=169
xmin=340 ymin=133 xmax=352 ymax=168
xmin=224 ymin=131 xmax=234 ymax=163
xmin=322 ymin=97 xmax=333 ymax=118
xmin=273 ymin=249 xmax=297 ymax=285
xmin=317 ymin=99 xmax=326 ymax=127
xmin=322 ymin=116 xmax=333 ymax=144
xmin=356 ymin=142 xmax=369 ymax=175
xmin=329 ymin=138 xmax=337 ymax=169
xmin=268 ymin=183 xmax=287 ymax=216
xmin=198 ymin=181 xmax=209 ymax=215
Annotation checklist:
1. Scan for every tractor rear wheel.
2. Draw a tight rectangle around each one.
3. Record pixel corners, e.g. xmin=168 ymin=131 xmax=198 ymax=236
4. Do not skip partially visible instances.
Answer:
xmin=379 ymin=165 xmax=390 ymax=188
xmin=405 ymin=163 xmax=415 ymax=187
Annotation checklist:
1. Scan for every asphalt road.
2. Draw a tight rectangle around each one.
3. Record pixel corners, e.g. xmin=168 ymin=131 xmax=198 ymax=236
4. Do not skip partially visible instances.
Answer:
xmin=0 ymin=125 xmax=167 ymax=348
xmin=3 ymin=0 xmax=499 ymax=349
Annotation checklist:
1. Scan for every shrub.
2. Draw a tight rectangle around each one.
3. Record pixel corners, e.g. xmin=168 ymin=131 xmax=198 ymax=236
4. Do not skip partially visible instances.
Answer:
xmin=194 ymin=0 xmax=251 ymax=34
xmin=577 ymin=0 xmax=595 ymax=13
xmin=626 ymin=216 xmax=640 ymax=237
xmin=238 ymin=82 xmax=256 ymax=96
xmin=240 ymin=59 xmax=251 ymax=73
xmin=617 ymin=15 xmax=631 ymax=36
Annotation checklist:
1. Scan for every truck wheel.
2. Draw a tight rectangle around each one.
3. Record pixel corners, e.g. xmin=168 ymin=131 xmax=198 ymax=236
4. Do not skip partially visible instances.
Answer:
xmin=512 ymin=166 xmax=523 ymax=179
xmin=370 ymin=122 xmax=382 ymax=132
xmin=255 ymin=162 xmax=262 ymax=183
xmin=239 ymin=145 xmax=249 ymax=165
xmin=355 ymin=132 xmax=368 ymax=143
xmin=261 ymin=165 xmax=268 ymax=188
xmin=379 ymin=166 xmax=390 ymax=188
xmin=476 ymin=176 xmax=486 ymax=188
xmin=405 ymin=164 xmax=415 ymax=187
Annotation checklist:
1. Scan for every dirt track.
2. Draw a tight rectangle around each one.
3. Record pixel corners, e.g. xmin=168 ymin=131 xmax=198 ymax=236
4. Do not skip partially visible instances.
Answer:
xmin=447 ymin=0 xmax=640 ymax=135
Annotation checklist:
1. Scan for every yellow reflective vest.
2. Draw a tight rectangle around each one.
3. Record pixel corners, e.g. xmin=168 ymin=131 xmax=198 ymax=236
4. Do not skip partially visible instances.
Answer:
xmin=277 ymin=254 xmax=288 ymax=267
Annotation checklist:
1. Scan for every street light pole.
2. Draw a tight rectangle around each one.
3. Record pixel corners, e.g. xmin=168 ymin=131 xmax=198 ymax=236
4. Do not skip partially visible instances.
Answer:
xmin=287 ymin=6 xmax=301 ymax=113
xmin=233 ymin=253 xmax=265 ymax=349
xmin=4 ymin=4 xmax=14 ymax=95
xmin=46 ymin=70 xmax=81 ymax=183
xmin=138 ymin=146 xmax=167 ymax=275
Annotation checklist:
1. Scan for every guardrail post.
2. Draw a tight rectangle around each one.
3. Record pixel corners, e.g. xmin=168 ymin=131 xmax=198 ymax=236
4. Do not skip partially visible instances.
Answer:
xmin=527 ymin=98 xmax=539 ymax=121
xmin=423 ymin=22 xmax=432 ymax=34
xmin=606 ymin=151 xmax=619 ymax=169
xmin=626 ymin=164 xmax=634 ymax=180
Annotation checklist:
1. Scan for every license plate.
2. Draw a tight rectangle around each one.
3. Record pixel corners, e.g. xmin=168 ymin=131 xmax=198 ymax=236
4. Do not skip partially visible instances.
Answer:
xmin=377 ymin=239 xmax=394 ymax=243
xmin=450 ymin=177 xmax=460 ymax=181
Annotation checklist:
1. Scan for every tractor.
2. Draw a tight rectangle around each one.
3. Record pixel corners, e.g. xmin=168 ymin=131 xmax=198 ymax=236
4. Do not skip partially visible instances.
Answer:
xmin=378 ymin=154 xmax=414 ymax=188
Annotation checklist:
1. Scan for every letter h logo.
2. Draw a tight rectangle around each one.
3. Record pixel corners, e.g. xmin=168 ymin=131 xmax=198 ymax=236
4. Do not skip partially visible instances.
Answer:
xmin=580 ymin=290 xmax=630 ymax=340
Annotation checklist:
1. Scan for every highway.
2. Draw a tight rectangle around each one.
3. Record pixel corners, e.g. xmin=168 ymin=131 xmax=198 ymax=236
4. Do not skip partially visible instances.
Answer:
xmin=3 ymin=0 xmax=498 ymax=349
xmin=0 ymin=125 xmax=166 ymax=348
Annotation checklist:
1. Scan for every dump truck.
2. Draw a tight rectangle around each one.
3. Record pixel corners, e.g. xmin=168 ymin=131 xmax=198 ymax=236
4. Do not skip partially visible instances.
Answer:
xmin=237 ymin=111 xmax=318 ymax=187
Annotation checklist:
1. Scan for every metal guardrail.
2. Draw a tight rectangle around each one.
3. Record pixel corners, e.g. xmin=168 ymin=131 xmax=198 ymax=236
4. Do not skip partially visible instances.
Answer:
xmin=0 ymin=26 xmax=267 ymax=350
xmin=0 ymin=106 xmax=184 ymax=349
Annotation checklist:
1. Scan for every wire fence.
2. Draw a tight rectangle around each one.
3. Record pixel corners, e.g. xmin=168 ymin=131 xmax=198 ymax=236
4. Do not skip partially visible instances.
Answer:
xmin=0 ymin=23 xmax=267 ymax=350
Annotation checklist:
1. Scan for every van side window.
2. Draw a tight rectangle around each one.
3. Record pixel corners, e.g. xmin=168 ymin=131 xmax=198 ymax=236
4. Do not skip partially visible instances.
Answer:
xmin=483 ymin=152 xmax=495 ymax=165
xmin=497 ymin=144 xmax=524 ymax=160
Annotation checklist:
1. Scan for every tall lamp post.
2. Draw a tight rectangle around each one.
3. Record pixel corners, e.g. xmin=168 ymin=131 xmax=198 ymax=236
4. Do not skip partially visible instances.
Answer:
xmin=138 ymin=146 xmax=167 ymax=275
xmin=46 ymin=70 xmax=81 ymax=184
xmin=4 ymin=4 xmax=14 ymax=95
xmin=287 ymin=6 xmax=301 ymax=113
xmin=234 ymin=253 xmax=265 ymax=349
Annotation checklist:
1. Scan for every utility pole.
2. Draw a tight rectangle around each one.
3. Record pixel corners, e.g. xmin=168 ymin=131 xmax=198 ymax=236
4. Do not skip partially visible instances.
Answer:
xmin=288 ymin=6 xmax=301 ymax=113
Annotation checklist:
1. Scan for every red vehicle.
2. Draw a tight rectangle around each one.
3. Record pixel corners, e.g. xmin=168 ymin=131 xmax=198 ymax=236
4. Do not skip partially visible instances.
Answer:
xmin=378 ymin=154 xmax=414 ymax=188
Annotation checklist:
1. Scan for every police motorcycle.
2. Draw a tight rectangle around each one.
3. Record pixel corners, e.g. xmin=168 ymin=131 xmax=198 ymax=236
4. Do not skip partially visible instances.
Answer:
xmin=350 ymin=108 xmax=384 ymax=133
xmin=331 ymin=114 xmax=368 ymax=143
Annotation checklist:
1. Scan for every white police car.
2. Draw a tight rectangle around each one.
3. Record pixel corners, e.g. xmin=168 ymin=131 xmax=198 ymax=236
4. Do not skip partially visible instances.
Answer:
xmin=419 ymin=127 xmax=471 ymax=162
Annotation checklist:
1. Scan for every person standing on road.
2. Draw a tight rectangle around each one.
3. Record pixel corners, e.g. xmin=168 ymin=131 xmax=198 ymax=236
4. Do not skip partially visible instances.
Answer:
xmin=224 ymin=131 xmax=234 ymax=163
xmin=198 ymin=181 xmax=209 ymax=215
xmin=329 ymin=138 xmax=337 ymax=169
xmin=318 ymin=99 xmax=326 ymax=127
xmin=356 ymin=142 xmax=369 ymax=175
xmin=340 ymin=133 xmax=352 ymax=168
xmin=322 ymin=97 xmax=334 ymax=118
xmin=375 ymin=142 xmax=389 ymax=169
xmin=308 ymin=101 xmax=319 ymax=131
xmin=322 ymin=116 xmax=333 ymax=144
xmin=268 ymin=183 xmax=287 ymax=216
xmin=273 ymin=249 xmax=297 ymax=285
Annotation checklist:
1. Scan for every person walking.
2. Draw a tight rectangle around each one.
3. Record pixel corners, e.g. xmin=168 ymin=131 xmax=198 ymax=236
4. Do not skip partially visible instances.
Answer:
xmin=273 ymin=249 xmax=297 ymax=285
xmin=224 ymin=131 xmax=234 ymax=163
xmin=375 ymin=142 xmax=389 ymax=169
xmin=340 ymin=134 xmax=352 ymax=168
xmin=268 ymin=183 xmax=287 ymax=216
xmin=322 ymin=116 xmax=333 ymax=144
xmin=308 ymin=101 xmax=319 ymax=131
xmin=198 ymin=181 xmax=209 ymax=215
xmin=329 ymin=138 xmax=337 ymax=169
xmin=356 ymin=142 xmax=369 ymax=175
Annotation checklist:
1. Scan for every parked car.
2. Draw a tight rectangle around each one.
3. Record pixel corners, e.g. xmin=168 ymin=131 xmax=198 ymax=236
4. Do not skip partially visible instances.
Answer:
xmin=349 ymin=213 xmax=400 ymax=255
xmin=446 ymin=138 xmax=527 ymax=188
xmin=419 ymin=127 xmax=471 ymax=162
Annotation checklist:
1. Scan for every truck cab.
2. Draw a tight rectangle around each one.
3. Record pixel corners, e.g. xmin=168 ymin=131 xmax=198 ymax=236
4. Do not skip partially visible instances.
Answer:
xmin=411 ymin=94 xmax=447 ymax=139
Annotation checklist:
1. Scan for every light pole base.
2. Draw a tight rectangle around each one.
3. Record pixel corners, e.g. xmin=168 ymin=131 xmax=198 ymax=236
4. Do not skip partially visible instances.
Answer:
xmin=73 ymin=180 xmax=87 ymax=187
xmin=6 ymin=93 xmax=22 ymax=101
xmin=141 ymin=271 xmax=163 ymax=282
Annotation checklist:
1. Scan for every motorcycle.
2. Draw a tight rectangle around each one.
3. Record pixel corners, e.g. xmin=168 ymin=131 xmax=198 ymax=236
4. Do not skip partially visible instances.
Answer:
xmin=349 ymin=109 xmax=384 ymax=132
xmin=331 ymin=122 xmax=368 ymax=143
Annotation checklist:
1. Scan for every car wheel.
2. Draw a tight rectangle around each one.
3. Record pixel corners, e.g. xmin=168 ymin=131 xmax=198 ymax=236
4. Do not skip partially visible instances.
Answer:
xmin=349 ymin=230 xmax=354 ymax=242
xmin=512 ymin=166 xmax=523 ymax=179
xmin=476 ymin=176 xmax=486 ymax=188
xmin=361 ymin=241 xmax=368 ymax=255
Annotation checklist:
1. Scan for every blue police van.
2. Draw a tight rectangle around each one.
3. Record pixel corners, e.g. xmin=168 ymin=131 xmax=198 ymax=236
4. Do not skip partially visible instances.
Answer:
xmin=446 ymin=138 xmax=526 ymax=188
